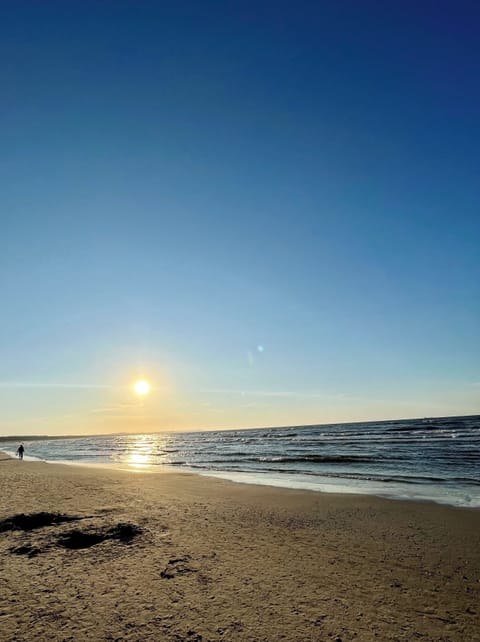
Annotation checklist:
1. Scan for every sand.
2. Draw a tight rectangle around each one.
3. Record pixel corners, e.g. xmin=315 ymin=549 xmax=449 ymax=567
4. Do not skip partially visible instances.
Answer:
xmin=0 ymin=455 xmax=479 ymax=642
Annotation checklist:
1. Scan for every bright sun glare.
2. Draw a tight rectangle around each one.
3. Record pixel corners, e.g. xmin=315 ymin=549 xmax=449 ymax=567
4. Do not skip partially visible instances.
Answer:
xmin=133 ymin=380 xmax=150 ymax=395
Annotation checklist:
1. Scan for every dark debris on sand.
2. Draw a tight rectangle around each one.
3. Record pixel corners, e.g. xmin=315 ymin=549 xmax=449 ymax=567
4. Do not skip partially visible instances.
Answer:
xmin=57 ymin=522 xmax=143 ymax=549
xmin=1 ymin=513 xmax=143 ymax=556
xmin=9 ymin=544 xmax=41 ymax=558
xmin=0 ymin=512 xmax=81 ymax=533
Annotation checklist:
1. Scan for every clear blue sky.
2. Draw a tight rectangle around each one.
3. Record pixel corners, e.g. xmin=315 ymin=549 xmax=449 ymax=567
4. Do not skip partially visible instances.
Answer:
xmin=1 ymin=1 xmax=479 ymax=434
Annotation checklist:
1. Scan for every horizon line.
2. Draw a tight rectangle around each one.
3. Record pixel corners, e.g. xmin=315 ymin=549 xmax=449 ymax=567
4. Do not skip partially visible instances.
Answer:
xmin=0 ymin=411 xmax=478 ymax=441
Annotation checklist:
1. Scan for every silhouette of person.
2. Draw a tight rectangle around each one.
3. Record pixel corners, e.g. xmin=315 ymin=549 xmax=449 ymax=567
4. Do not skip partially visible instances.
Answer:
xmin=16 ymin=444 xmax=24 ymax=460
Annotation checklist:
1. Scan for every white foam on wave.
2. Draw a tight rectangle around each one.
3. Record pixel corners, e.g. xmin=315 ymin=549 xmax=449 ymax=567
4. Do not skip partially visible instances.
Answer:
xmin=191 ymin=469 xmax=480 ymax=508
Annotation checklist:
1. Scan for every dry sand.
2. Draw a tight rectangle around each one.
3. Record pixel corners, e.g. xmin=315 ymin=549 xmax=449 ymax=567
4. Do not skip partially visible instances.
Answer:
xmin=0 ymin=455 xmax=479 ymax=642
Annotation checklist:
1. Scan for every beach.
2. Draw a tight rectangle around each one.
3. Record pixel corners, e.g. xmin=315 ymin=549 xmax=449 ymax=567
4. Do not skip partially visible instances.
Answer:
xmin=1 ymin=456 xmax=479 ymax=642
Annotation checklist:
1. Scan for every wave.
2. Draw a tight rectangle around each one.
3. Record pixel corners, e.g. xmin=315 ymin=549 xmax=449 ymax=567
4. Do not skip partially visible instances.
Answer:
xmin=178 ymin=463 xmax=480 ymax=486
xmin=388 ymin=424 xmax=480 ymax=433
xmin=248 ymin=454 xmax=378 ymax=464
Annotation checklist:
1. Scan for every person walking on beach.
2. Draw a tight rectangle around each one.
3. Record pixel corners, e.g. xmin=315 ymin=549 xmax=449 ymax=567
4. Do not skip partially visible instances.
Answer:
xmin=16 ymin=444 xmax=24 ymax=460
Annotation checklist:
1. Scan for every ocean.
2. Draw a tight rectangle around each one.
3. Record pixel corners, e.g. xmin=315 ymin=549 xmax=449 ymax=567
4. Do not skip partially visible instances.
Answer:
xmin=2 ymin=414 xmax=479 ymax=508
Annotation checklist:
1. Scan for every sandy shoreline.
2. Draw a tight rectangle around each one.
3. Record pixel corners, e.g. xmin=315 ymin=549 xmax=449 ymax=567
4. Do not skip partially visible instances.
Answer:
xmin=1 ymin=456 xmax=479 ymax=641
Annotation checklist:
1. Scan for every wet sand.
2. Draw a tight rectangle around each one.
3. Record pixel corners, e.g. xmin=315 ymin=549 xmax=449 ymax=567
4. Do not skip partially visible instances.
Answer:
xmin=0 ymin=455 xmax=479 ymax=641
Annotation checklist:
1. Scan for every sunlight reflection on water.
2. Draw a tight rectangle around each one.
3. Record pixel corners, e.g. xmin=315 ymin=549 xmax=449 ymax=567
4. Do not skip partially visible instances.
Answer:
xmin=125 ymin=436 xmax=156 ymax=468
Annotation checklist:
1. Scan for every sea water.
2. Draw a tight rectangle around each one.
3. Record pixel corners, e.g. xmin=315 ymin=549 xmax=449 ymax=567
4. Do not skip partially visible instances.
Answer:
xmin=2 ymin=415 xmax=479 ymax=508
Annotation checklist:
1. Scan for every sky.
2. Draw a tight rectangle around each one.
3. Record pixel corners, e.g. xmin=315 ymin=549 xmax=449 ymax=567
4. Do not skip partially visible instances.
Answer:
xmin=1 ymin=1 xmax=479 ymax=435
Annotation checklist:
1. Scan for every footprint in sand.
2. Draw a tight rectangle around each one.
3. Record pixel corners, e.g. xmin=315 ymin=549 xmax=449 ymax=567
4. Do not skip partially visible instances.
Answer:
xmin=160 ymin=555 xmax=198 ymax=579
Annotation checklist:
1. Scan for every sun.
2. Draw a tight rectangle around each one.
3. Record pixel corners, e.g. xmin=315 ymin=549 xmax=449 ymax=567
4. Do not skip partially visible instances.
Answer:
xmin=133 ymin=380 xmax=150 ymax=396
